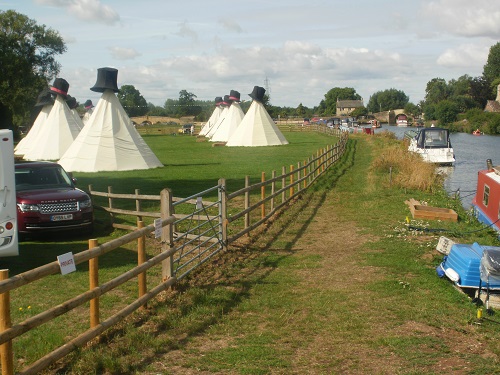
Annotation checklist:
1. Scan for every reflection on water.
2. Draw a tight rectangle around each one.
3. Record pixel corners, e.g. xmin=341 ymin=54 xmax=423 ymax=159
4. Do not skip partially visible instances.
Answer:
xmin=380 ymin=125 xmax=500 ymax=209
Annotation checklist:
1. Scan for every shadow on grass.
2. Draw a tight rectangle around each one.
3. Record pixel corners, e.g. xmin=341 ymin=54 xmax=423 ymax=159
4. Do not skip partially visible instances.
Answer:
xmin=54 ymin=139 xmax=359 ymax=374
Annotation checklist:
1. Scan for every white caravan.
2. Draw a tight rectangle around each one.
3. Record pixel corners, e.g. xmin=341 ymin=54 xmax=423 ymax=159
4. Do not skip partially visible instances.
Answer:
xmin=0 ymin=129 xmax=19 ymax=256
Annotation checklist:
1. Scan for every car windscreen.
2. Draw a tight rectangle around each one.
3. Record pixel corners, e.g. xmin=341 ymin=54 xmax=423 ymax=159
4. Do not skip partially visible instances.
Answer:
xmin=15 ymin=166 xmax=74 ymax=191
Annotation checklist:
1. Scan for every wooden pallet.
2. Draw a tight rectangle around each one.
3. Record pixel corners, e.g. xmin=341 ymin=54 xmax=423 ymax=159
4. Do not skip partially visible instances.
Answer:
xmin=405 ymin=198 xmax=458 ymax=222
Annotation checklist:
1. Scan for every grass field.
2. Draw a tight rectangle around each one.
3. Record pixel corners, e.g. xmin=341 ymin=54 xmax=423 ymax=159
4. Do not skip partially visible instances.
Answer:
xmin=75 ymin=131 xmax=339 ymax=198
xmin=5 ymin=131 xmax=500 ymax=374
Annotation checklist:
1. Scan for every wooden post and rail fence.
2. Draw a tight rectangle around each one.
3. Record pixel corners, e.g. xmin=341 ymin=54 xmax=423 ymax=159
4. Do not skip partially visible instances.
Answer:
xmin=0 ymin=130 xmax=348 ymax=374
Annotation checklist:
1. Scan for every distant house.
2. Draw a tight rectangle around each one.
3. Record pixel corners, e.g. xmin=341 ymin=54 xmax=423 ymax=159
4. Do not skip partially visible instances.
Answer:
xmin=336 ymin=98 xmax=364 ymax=116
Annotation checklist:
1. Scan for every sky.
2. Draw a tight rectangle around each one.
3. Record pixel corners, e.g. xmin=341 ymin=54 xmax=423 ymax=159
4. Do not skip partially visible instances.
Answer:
xmin=2 ymin=0 xmax=500 ymax=109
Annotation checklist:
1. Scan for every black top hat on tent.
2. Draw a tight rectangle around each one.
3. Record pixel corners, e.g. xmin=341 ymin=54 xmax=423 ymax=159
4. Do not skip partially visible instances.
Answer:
xmin=50 ymin=78 xmax=69 ymax=98
xmin=228 ymin=90 xmax=241 ymax=102
xmin=35 ymin=88 xmax=55 ymax=107
xmin=222 ymin=94 xmax=232 ymax=106
xmin=84 ymin=99 xmax=94 ymax=109
xmin=215 ymin=96 xmax=223 ymax=105
xmin=90 ymin=67 xmax=119 ymax=93
xmin=66 ymin=95 xmax=78 ymax=109
xmin=249 ymin=86 xmax=266 ymax=102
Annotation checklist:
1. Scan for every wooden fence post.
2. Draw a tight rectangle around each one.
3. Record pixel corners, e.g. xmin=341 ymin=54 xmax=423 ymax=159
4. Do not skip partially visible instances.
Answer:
xmin=322 ymin=148 xmax=326 ymax=173
xmin=303 ymin=160 xmax=307 ymax=189
xmin=219 ymin=178 xmax=227 ymax=251
xmin=271 ymin=170 xmax=276 ymax=213
xmin=135 ymin=189 xmax=142 ymax=222
xmin=244 ymin=176 xmax=250 ymax=237
xmin=161 ymin=189 xmax=174 ymax=282
xmin=289 ymin=165 xmax=294 ymax=197
xmin=137 ymin=220 xmax=147 ymax=308
xmin=316 ymin=150 xmax=320 ymax=179
xmin=296 ymin=162 xmax=301 ymax=193
xmin=261 ymin=172 xmax=265 ymax=219
xmin=107 ymin=186 xmax=114 ymax=224
xmin=282 ymin=166 xmax=286 ymax=204
xmin=0 ymin=269 xmax=13 ymax=375
xmin=89 ymin=239 xmax=99 ymax=328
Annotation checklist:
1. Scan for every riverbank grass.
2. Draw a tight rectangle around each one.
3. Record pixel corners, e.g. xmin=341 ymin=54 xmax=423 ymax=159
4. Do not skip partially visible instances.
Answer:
xmin=49 ymin=133 xmax=500 ymax=374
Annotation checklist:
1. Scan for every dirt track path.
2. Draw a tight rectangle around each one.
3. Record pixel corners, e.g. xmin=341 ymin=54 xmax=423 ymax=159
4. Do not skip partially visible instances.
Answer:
xmin=156 ymin=169 xmax=404 ymax=374
xmin=149 ymin=137 xmax=488 ymax=374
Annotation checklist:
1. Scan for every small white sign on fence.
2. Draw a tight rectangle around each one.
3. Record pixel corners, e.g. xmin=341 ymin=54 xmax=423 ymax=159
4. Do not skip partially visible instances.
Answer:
xmin=57 ymin=252 xmax=76 ymax=275
xmin=154 ymin=218 xmax=162 ymax=238
xmin=196 ymin=196 xmax=203 ymax=209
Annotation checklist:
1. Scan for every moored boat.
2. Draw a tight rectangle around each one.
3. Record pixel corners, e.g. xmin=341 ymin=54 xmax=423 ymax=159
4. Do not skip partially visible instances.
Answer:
xmin=396 ymin=113 xmax=408 ymax=127
xmin=405 ymin=127 xmax=455 ymax=165
xmin=438 ymin=242 xmax=500 ymax=290
xmin=472 ymin=159 xmax=500 ymax=236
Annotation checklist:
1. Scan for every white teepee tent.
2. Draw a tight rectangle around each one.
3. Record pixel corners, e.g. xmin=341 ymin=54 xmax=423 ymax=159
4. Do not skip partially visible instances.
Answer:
xmin=23 ymin=95 xmax=82 ymax=161
xmin=206 ymin=105 xmax=227 ymax=139
xmin=58 ymin=90 xmax=163 ymax=172
xmin=226 ymin=86 xmax=288 ymax=147
xmin=226 ymin=101 xmax=288 ymax=146
xmin=199 ymin=98 xmax=223 ymax=136
xmin=210 ymin=100 xmax=244 ymax=142
xmin=14 ymin=104 xmax=52 ymax=157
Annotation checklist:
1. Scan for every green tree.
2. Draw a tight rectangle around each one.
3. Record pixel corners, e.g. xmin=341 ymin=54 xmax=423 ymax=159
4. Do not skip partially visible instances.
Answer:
xmin=178 ymin=90 xmax=197 ymax=116
xmin=0 ymin=10 xmax=66 ymax=132
xmin=351 ymin=106 xmax=368 ymax=117
xmin=425 ymin=78 xmax=449 ymax=104
xmin=296 ymin=103 xmax=306 ymax=117
xmin=435 ymin=100 xmax=459 ymax=125
xmin=322 ymin=87 xmax=361 ymax=115
xmin=470 ymin=76 xmax=490 ymax=107
xmin=483 ymin=42 xmax=500 ymax=84
xmin=118 ymin=85 xmax=148 ymax=117
xmin=404 ymin=102 xmax=421 ymax=118
xmin=367 ymin=88 xmax=409 ymax=113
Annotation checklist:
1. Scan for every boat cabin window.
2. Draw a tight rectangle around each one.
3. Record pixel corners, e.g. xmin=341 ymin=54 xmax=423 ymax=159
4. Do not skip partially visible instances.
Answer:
xmin=483 ymin=184 xmax=490 ymax=206
xmin=421 ymin=129 xmax=448 ymax=148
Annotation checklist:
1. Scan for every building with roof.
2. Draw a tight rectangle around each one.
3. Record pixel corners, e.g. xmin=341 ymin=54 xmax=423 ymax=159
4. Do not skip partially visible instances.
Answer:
xmin=336 ymin=98 xmax=364 ymax=116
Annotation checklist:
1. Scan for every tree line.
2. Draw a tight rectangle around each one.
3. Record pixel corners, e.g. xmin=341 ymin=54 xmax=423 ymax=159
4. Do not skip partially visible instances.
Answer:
xmin=1 ymin=9 xmax=499 ymax=136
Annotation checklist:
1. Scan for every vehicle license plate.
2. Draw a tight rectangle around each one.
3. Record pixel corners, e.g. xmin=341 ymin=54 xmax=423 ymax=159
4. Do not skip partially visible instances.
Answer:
xmin=51 ymin=214 xmax=73 ymax=221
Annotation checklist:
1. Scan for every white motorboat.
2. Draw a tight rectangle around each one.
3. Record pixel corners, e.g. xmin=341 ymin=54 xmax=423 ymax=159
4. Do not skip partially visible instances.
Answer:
xmin=405 ymin=127 xmax=455 ymax=165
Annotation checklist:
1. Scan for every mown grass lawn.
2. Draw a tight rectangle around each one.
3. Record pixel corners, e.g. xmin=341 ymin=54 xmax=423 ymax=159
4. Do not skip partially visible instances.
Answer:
xmin=5 ymin=131 xmax=500 ymax=374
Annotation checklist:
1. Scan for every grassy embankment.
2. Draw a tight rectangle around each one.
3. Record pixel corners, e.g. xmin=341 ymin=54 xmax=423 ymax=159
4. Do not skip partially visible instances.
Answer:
xmin=7 ymin=130 xmax=500 ymax=374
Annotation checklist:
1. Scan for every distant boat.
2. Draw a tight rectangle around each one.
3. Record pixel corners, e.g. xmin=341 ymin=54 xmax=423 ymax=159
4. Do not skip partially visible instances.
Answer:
xmin=396 ymin=113 xmax=408 ymax=127
xmin=405 ymin=127 xmax=455 ymax=165
xmin=472 ymin=129 xmax=482 ymax=136
xmin=472 ymin=159 xmax=500 ymax=236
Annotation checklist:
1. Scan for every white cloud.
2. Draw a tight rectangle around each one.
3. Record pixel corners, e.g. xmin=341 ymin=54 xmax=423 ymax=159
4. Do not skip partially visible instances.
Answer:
xmin=35 ymin=0 xmax=120 ymax=25
xmin=109 ymin=47 xmax=141 ymax=60
xmin=437 ymin=44 xmax=490 ymax=69
xmin=422 ymin=0 xmax=500 ymax=37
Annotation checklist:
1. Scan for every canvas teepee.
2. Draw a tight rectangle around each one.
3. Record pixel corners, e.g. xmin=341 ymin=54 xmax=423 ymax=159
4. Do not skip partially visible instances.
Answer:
xmin=14 ymin=88 xmax=54 ymax=157
xmin=206 ymin=99 xmax=229 ymax=139
xmin=23 ymin=79 xmax=82 ymax=161
xmin=226 ymin=86 xmax=288 ymax=147
xmin=66 ymin=95 xmax=84 ymax=131
xmin=210 ymin=90 xmax=244 ymax=142
xmin=58 ymin=67 xmax=163 ymax=172
xmin=199 ymin=96 xmax=223 ymax=136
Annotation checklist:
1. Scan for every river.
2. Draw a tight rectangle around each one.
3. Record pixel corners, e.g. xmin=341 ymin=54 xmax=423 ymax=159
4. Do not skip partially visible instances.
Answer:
xmin=378 ymin=125 xmax=500 ymax=209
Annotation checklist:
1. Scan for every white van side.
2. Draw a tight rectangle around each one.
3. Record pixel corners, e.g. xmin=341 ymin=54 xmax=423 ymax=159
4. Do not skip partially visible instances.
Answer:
xmin=0 ymin=129 xmax=19 ymax=256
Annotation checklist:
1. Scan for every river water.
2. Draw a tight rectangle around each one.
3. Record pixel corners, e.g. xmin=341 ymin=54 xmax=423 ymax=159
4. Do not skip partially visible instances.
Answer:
xmin=378 ymin=125 xmax=500 ymax=209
